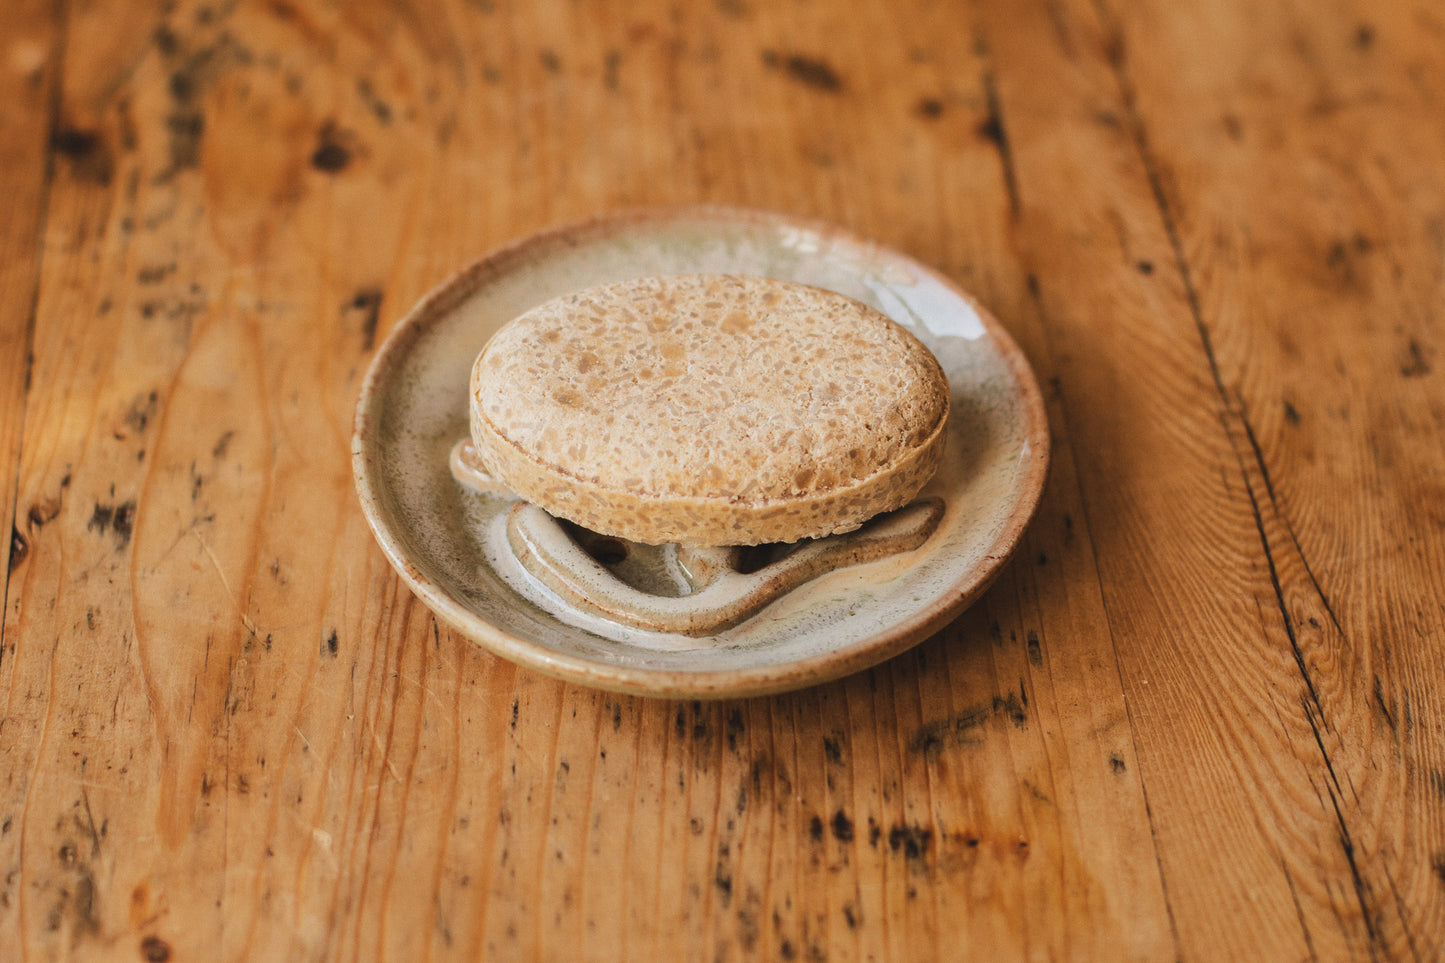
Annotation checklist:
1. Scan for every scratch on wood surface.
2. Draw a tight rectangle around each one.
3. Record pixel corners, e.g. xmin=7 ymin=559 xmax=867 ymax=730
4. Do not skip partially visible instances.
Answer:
xmin=190 ymin=528 xmax=260 ymax=637
xmin=370 ymin=725 xmax=403 ymax=784
xmin=398 ymin=671 xmax=448 ymax=711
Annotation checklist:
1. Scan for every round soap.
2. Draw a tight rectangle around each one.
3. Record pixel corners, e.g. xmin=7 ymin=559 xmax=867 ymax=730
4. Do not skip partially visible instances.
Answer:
xmin=469 ymin=274 xmax=949 ymax=546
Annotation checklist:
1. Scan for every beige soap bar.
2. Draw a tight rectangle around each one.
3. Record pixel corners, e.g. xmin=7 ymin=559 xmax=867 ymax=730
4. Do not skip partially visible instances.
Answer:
xmin=469 ymin=274 xmax=949 ymax=546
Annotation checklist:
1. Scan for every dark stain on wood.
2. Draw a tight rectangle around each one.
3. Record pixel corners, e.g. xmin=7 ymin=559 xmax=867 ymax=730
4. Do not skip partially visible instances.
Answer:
xmin=911 ymin=693 xmax=1028 ymax=755
xmin=1026 ymin=630 xmax=1042 ymax=666
xmin=50 ymin=128 xmax=114 ymax=186
xmin=737 ymin=894 xmax=760 ymax=952
xmin=73 ymin=868 xmax=99 ymax=936
xmin=725 ymin=708 xmax=744 ymax=750
xmin=916 ymin=97 xmax=944 ymax=119
xmin=356 ymin=77 xmax=392 ymax=124
xmin=1325 ymin=232 xmax=1373 ymax=288
xmin=153 ymin=24 xmax=179 ymax=56
xmin=1400 ymin=339 xmax=1431 ymax=377
xmin=347 ymin=288 xmax=384 ymax=350
xmin=213 ymin=430 xmax=234 ymax=459
xmin=137 ymin=263 xmax=176 ymax=284
xmin=808 ymin=814 xmax=824 ymax=841
xmin=139 ymin=291 xmax=209 ymax=334
xmin=1109 ymin=752 xmax=1127 ymax=774
xmin=539 ymin=49 xmax=562 ymax=73
xmin=163 ymin=107 xmax=205 ymax=178
xmin=1283 ymin=400 xmax=1301 ymax=425
xmin=976 ymin=111 xmax=1004 ymax=146
xmin=831 ymin=810 xmax=854 ymax=842
xmin=510 ymin=699 xmax=519 ymax=730
xmin=887 ymin=823 xmax=932 ymax=861
xmin=603 ymin=50 xmax=621 ymax=91
xmin=141 ymin=934 xmax=173 ymax=961
xmin=312 ymin=121 xmax=354 ymax=173
xmin=997 ymin=692 xmax=1027 ymax=727
xmin=761 ymin=50 xmax=843 ymax=92
xmin=1354 ymin=23 xmax=1375 ymax=50
xmin=114 ymin=502 xmax=135 ymax=546
xmin=749 ymin=756 xmax=767 ymax=795
xmin=125 ymin=391 xmax=160 ymax=434
xmin=157 ymin=31 xmax=255 ymax=180
xmin=822 ymin=735 xmax=842 ymax=765
xmin=1136 ymin=259 xmax=1155 ymax=274
xmin=910 ymin=706 xmax=982 ymax=754
xmin=87 ymin=501 xmax=136 ymax=548
xmin=714 ymin=863 xmax=733 ymax=903
xmin=323 ymin=630 xmax=339 ymax=657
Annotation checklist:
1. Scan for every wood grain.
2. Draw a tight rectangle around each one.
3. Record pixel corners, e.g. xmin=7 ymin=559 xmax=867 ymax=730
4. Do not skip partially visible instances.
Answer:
xmin=1 ymin=0 xmax=1442 ymax=959
xmin=0 ymin=0 xmax=59 ymax=678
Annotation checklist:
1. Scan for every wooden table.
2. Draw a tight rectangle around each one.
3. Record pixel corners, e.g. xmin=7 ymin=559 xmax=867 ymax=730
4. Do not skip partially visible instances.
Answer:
xmin=2 ymin=0 xmax=1442 ymax=959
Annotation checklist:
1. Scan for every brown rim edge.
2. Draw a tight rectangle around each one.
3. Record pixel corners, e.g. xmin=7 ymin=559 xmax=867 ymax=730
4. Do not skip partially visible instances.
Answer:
xmin=352 ymin=204 xmax=1052 ymax=700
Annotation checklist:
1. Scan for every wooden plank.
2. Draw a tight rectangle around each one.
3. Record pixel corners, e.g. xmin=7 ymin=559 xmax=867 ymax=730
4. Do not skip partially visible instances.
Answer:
xmin=974 ymin=0 xmax=1445 ymax=957
xmin=1102 ymin=0 xmax=1445 ymax=954
xmin=0 ymin=0 xmax=58 ymax=660
xmin=0 ymin=2 xmax=71 ymax=959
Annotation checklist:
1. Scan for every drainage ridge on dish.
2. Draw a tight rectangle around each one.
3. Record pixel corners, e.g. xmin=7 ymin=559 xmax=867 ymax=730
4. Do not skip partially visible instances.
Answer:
xmin=451 ymin=438 xmax=944 ymax=637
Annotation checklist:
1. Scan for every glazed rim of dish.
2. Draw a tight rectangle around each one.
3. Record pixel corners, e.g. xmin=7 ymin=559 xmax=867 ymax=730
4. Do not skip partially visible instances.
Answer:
xmin=352 ymin=205 xmax=1051 ymax=698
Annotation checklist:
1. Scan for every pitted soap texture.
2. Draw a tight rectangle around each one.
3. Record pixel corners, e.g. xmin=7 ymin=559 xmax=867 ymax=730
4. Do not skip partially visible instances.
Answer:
xmin=469 ymin=274 xmax=950 ymax=545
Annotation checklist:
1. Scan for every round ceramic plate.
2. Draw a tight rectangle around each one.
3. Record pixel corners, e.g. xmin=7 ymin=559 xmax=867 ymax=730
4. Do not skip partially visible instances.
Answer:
xmin=353 ymin=206 xmax=1049 ymax=698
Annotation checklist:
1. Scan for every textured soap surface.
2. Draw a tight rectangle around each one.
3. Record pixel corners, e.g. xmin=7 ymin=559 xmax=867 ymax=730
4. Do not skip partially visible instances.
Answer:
xmin=469 ymin=274 xmax=950 ymax=545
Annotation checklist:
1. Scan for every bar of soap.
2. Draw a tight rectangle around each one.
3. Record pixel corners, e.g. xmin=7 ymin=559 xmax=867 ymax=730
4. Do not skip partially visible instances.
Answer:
xmin=469 ymin=274 xmax=949 ymax=546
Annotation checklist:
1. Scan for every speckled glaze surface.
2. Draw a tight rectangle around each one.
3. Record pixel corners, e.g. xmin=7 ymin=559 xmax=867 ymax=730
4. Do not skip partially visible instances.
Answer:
xmin=352 ymin=206 xmax=1050 ymax=698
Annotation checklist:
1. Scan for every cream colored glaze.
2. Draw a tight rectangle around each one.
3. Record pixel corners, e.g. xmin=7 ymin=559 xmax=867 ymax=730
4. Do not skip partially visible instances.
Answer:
xmin=505 ymin=499 xmax=943 ymax=637
xmin=451 ymin=438 xmax=944 ymax=638
xmin=448 ymin=439 xmax=516 ymax=497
